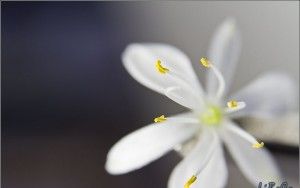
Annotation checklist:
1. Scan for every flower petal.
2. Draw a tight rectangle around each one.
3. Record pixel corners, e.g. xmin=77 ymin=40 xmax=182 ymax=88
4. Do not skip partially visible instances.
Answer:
xmin=122 ymin=43 xmax=203 ymax=95
xmin=168 ymin=131 xmax=227 ymax=188
xmin=105 ymin=113 xmax=198 ymax=175
xmin=207 ymin=18 xmax=241 ymax=97
xmin=229 ymin=72 xmax=298 ymax=118
xmin=221 ymin=121 xmax=281 ymax=186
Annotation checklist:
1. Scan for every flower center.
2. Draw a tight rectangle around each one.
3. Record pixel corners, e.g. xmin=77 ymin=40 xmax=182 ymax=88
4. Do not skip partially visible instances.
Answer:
xmin=200 ymin=105 xmax=223 ymax=126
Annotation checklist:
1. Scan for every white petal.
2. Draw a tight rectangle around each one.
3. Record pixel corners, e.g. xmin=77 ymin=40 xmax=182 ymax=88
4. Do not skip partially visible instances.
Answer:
xmin=168 ymin=131 xmax=227 ymax=188
xmin=229 ymin=72 xmax=298 ymax=118
xmin=122 ymin=43 xmax=203 ymax=95
xmin=207 ymin=18 xmax=241 ymax=97
xmin=105 ymin=113 xmax=198 ymax=175
xmin=221 ymin=121 xmax=282 ymax=186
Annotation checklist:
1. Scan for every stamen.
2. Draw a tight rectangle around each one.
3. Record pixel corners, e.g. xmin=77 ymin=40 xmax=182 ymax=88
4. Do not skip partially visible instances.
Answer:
xmin=200 ymin=57 xmax=211 ymax=68
xmin=183 ymin=133 xmax=218 ymax=188
xmin=166 ymin=74 xmax=204 ymax=105
xmin=167 ymin=116 xmax=199 ymax=124
xmin=155 ymin=60 xmax=169 ymax=74
xmin=181 ymin=133 xmax=218 ymax=188
xmin=184 ymin=175 xmax=197 ymax=188
xmin=155 ymin=59 xmax=204 ymax=105
xmin=224 ymin=101 xmax=246 ymax=114
xmin=227 ymin=100 xmax=238 ymax=108
xmin=154 ymin=115 xmax=167 ymax=123
xmin=165 ymin=87 xmax=203 ymax=111
xmin=199 ymin=57 xmax=225 ymax=99
xmin=226 ymin=123 xmax=264 ymax=149
xmin=252 ymin=142 xmax=264 ymax=148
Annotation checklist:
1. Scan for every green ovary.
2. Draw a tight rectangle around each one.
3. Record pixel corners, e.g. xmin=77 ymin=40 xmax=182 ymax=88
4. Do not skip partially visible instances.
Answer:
xmin=200 ymin=105 xmax=223 ymax=126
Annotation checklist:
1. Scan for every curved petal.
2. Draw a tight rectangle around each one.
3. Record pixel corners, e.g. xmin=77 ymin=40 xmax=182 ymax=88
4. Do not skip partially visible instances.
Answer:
xmin=221 ymin=121 xmax=282 ymax=186
xmin=229 ymin=72 xmax=298 ymax=119
xmin=105 ymin=113 xmax=199 ymax=175
xmin=122 ymin=43 xmax=203 ymax=95
xmin=207 ymin=18 xmax=241 ymax=97
xmin=168 ymin=131 xmax=227 ymax=188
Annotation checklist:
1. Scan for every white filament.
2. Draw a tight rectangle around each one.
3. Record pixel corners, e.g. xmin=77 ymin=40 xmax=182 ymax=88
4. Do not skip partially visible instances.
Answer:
xmin=195 ymin=132 xmax=218 ymax=176
xmin=226 ymin=122 xmax=260 ymax=146
xmin=210 ymin=64 xmax=226 ymax=100
xmin=167 ymin=117 xmax=199 ymax=124
xmin=165 ymin=87 xmax=202 ymax=111
xmin=165 ymin=71 xmax=204 ymax=106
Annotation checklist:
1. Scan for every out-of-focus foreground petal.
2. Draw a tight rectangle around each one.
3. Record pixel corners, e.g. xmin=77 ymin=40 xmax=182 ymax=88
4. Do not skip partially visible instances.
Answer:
xmin=241 ymin=113 xmax=299 ymax=146
xmin=122 ymin=43 xmax=203 ymax=95
xmin=207 ymin=18 xmax=241 ymax=97
xmin=221 ymin=121 xmax=282 ymax=186
xmin=229 ymin=72 xmax=298 ymax=119
xmin=105 ymin=113 xmax=198 ymax=175
xmin=168 ymin=131 xmax=227 ymax=188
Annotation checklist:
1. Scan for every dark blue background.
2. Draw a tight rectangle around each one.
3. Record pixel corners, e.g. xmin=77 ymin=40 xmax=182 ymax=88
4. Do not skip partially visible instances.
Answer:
xmin=2 ymin=2 xmax=173 ymax=188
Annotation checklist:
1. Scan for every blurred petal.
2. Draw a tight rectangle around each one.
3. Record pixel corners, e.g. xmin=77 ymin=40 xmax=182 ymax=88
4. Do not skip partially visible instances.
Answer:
xmin=221 ymin=121 xmax=282 ymax=186
xmin=105 ymin=113 xmax=198 ymax=175
xmin=241 ymin=113 xmax=299 ymax=146
xmin=168 ymin=131 xmax=227 ymax=188
xmin=122 ymin=43 xmax=203 ymax=95
xmin=229 ymin=72 xmax=298 ymax=118
xmin=207 ymin=18 xmax=241 ymax=97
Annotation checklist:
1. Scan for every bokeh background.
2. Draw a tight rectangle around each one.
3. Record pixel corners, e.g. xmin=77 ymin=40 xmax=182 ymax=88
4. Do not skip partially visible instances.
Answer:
xmin=2 ymin=2 xmax=299 ymax=188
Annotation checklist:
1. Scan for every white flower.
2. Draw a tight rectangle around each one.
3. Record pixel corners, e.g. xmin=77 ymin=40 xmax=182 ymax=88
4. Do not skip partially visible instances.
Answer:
xmin=105 ymin=19 xmax=297 ymax=188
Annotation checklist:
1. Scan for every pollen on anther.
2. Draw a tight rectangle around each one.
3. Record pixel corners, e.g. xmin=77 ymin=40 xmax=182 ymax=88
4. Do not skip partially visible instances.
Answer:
xmin=184 ymin=175 xmax=197 ymax=188
xmin=155 ymin=60 xmax=169 ymax=74
xmin=154 ymin=115 xmax=167 ymax=123
xmin=252 ymin=142 xmax=264 ymax=149
xmin=200 ymin=57 xmax=211 ymax=68
xmin=227 ymin=100 xmax=238 ymax=108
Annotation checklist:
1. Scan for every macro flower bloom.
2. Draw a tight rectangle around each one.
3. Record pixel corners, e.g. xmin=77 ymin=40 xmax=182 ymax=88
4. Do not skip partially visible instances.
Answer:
xmin=105 ymin=19 xmax=297 ymax=188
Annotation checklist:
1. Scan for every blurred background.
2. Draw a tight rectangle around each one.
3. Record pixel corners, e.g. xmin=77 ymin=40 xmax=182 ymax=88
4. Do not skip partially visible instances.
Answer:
xmin=2 ymin=2 xmax=299 ymax=188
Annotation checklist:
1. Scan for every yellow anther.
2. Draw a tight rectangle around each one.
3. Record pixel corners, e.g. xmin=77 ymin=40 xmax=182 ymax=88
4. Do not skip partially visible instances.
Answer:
xmin=184 ymin=175 xmax=197 ymax=188
xmin=155 ymin=60 xmax=169 ymax=74
xmin=154 ymin=115 xmax=167 ymax=123
xmin=252 ymin=142 xmax=264 ymax=149
xmin=200 ymin=57 xmax=211 ymax=68
xmin=227 ymin=100 xmax=238 ymax=108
